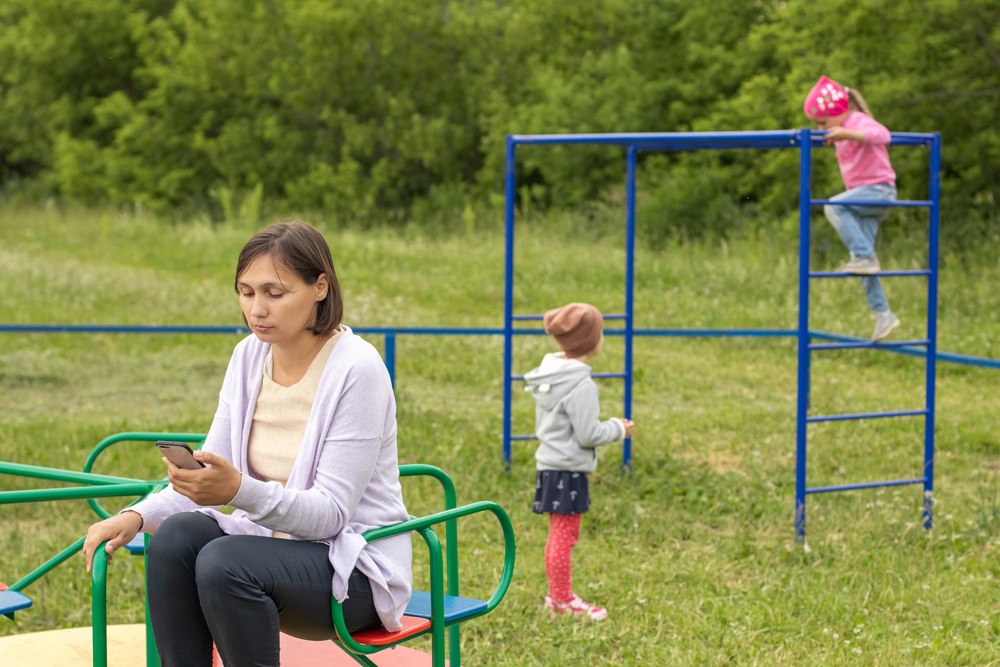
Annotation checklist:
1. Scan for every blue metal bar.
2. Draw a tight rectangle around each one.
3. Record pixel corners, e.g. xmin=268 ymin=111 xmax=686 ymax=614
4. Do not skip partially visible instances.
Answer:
xmin=809 ymin=330 xmax=1000 ymax=369
xmin=0 ymin=324 xmax=251 ymax=334
xmin=809 ymin=339 xmax=929 ymax=351
xmin=810 ymin=199 xmax=933 ymax=208
xmin=806 ymin=477 xmax=926 ymax=495
xmin=0 ymin=324 xmax=518 ymax=336
xmin=924 ymin=134 xmax=942 ymax=530
xmin=810 ymin=132 xmax=936 ymax=147
xmin=503 ymin=135 xmax=516 ymax=472
xmin=795 ymin=128 xmax=811 ymax=544
xmin=512 ymin=314 xmax=627 ymax=321
xmin=809 ymin=270 xmax=931 ymax=278
xmin=511 ymin=435 xmax=538 ymax=441
xmin=623 ymin=145 xmax=637 ymax=473
xmin=508 ymin=131 xmax=937 ymax=150
xmin=384 ymin=333 xmax=396 ymax=389
xmin=511 ymin=372 xmax=627 ymax=381
xmin=806 ymin=409 xmax=928 ymax=423
xmin=627 ymin=329 xmax=796 ymax=337
xmin=5 ymin=323 xmax=997 ymax=369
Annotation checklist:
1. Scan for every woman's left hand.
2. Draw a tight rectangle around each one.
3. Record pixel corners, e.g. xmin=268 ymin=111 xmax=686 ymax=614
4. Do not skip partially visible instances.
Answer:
xmin=165 ymin=451 xmax=242 ymax=506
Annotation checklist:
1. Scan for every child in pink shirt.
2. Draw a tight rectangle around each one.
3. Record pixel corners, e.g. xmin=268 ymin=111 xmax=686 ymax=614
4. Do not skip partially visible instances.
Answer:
xmin=805 ymin=76 xmax=900 ymax=342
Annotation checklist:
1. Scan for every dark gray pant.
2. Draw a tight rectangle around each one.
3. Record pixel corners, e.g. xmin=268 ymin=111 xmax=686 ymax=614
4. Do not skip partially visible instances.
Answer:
xmin=147 ymin=512 xmax=380 ymax=667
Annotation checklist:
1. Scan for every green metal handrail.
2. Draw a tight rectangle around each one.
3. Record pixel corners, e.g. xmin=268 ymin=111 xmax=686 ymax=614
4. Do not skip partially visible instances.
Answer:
xmin=398 ymin=463 xmax=462 ymax=665
xmin=83 ymin=432 xmax=206 ymax=519
xmin=0 ymin=461 xmax=144 ymax=486
xmin=3 ymin=434 xmax=513 ymax=667
xmin=0 ymin=462 xmax=160 ymax=596
xmin=331 ymin=500 xmax=516 ymax=666
xmin=8 ymin=536 xmax=86 ymax=593
xmin=0 ymin=482 xmax=160 ymax=505
xmin=92 ymin=545 xmax=111 ymax=667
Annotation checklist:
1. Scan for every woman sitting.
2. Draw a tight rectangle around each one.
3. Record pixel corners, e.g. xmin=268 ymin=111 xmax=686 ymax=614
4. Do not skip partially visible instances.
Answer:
xmin=83 ymin=221 xmax=411 ymax=667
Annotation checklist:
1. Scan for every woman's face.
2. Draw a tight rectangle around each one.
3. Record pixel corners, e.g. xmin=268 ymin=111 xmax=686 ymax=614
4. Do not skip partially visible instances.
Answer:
xmin=237 ymin=254 xmax=328 ymax=348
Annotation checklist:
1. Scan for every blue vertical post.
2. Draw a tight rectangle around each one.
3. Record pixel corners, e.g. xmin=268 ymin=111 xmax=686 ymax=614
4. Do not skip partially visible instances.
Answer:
xmin=923 ymin=135 xmax=941 ymax=530
xmin=384 ymin=333 xmax=396 ymax=389
xmin=503 ymin=136 xmax=517 ymax=471
xmin=795 ymin=129 xmax=812 ymax=543
xmin=623 ymin=146 xmax=637 ymax=472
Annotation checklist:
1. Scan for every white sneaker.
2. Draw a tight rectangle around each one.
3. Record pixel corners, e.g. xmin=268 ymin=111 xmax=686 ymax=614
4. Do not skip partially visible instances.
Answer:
xmin=836 ymin=253 xmax=881 ymax=275
xmin=545 ymin=594 xmax=608 ymax=621
xmin=872 ymin=310 xmax=900 ymax=342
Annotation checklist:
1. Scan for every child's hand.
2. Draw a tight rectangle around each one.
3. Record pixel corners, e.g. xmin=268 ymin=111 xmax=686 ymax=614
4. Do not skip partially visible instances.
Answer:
xmin=621 ymin=419 xmax=635 ymax=438
xmin=823 ymin=126 xmax=866 ymax=145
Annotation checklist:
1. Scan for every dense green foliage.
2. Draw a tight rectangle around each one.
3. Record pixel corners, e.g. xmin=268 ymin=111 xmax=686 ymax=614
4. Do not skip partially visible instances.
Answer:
xmin=1 ymin=0 xmax=999 ymax=238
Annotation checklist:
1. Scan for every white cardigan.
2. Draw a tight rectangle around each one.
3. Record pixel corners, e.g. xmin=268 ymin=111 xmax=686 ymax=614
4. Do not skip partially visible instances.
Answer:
xmin=129 ymin=327 xmax=412 ymax=631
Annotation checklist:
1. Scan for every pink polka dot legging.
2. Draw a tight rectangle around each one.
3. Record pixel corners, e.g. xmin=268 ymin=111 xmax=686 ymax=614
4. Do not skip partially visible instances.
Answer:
xmin=544 ymin=512 xmax=582 ymax=604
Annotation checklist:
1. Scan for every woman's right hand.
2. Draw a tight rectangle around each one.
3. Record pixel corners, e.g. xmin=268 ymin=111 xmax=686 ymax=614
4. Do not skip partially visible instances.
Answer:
xmin=621 ymin=418 xmax=635 ymax=438
xmin=83 ymin=511 xmax=143 ymax=573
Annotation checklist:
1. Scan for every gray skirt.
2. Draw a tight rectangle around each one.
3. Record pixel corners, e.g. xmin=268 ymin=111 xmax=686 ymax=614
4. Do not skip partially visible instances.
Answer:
xmin=531 ymin=470 xmax=590 ymax=515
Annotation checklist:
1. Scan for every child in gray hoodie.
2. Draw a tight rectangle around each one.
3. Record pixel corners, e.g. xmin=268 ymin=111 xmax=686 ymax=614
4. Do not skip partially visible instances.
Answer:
xmin=524 ymin=302 xmax=634 ymax=621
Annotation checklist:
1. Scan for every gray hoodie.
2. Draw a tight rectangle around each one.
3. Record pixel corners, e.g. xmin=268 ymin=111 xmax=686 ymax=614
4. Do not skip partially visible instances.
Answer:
xmin=523 ymin=352 xmax=626 ymax=473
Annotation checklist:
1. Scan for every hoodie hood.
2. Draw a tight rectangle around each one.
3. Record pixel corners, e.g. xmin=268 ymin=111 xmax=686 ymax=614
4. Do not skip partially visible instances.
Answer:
xmin=523 ymin=352 xmax=592 ymax=410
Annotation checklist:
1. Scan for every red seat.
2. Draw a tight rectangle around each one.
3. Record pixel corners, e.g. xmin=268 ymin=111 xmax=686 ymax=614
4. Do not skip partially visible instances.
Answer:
xmin=0 ymin=580 xmax=8 ymax=592
xmin=211 ymin=618 xmax=436 ymax=666
xmin=346 ymin=615 xmax=432 ymax=646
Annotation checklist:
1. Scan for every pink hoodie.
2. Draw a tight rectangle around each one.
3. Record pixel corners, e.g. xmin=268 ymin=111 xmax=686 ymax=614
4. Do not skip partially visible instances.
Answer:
xmin=835 ymin=111 xmax=896 ymax=189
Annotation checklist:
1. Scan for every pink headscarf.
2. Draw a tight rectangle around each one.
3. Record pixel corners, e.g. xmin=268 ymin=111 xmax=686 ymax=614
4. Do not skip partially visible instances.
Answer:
xmin=804 ymin=76 xmax=850 ymax=117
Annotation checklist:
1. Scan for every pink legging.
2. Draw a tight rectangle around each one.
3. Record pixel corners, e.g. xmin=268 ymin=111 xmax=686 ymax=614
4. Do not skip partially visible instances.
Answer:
xmin=544 ymin=512 xmax=581 ymax=604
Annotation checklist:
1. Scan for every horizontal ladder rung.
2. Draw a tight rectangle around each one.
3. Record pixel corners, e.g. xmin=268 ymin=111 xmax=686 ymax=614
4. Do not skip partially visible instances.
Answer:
xmin=511 ymin=435 xmax=538 ymax=441
xmin=810 ymin=199 xmax=933 ymax=208
xmin=809 ymin=339 xmax=929 ymax=350
xmin=809 ymin=270 xmax=931 ymax=278
xmin=806 ymin=477 xmax=927 ymax=495
xmin=807 ymin=409 xmax=928 ymax=423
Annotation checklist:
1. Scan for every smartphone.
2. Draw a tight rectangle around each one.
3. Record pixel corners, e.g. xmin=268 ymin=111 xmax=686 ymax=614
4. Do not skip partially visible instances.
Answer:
xmin=155 ymin=441 xmax=206 ymax=470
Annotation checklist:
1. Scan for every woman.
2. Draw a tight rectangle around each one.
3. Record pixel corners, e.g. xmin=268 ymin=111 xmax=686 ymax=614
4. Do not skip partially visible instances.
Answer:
xmin=82 ymin=221 xmax=411 ymax=667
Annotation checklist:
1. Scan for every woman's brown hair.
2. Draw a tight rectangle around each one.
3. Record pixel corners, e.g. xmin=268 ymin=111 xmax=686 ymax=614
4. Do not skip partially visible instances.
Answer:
xmin=235 ymin=221 xmax=343 ymax=335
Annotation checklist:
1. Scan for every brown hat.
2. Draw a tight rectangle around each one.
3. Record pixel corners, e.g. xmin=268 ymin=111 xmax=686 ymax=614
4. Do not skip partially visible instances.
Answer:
xmin=543 ymin=303 xmax=604 ymax=357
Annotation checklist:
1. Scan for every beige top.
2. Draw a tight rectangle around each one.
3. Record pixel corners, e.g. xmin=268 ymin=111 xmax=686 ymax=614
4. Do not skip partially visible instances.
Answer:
xmin=248 ymin=329 xmax=343 ymax=537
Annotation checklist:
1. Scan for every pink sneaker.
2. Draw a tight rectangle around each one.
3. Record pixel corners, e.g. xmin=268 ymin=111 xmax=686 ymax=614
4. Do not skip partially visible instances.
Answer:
xmin=544 ymin=594 xmax=608 ymax=621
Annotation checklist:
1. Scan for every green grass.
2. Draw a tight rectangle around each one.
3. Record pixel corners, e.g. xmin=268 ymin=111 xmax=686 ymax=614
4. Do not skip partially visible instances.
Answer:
xmin=1 ymin=203 xmax=999 ymax=665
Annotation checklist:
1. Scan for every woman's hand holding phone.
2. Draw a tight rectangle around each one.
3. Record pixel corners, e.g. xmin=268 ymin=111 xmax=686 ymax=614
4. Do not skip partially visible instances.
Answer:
xmin=165 ymin=450 xmax=242 ymax=506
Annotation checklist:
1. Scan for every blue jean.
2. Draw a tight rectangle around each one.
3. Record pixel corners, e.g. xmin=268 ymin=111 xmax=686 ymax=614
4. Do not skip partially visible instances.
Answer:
xmin=823 ymin=183 xmax=897 ymax=312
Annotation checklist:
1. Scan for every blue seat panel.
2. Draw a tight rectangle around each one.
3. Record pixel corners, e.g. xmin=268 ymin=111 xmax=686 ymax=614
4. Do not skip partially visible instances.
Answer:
xmin=0 ymin=590 xmax=32 ymax=616
xmin=125 ymin=534 xmax=146 ymax=553
xmin=405 ymin=590 xmax=487 ymax=623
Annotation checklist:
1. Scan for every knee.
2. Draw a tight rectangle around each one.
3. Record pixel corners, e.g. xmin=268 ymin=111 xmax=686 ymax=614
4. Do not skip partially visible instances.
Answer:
xmin=194 ymin=537 xmax=251 ymax=593
xmin=147 ymin=513 xmax=213 ymax=565
xmin=823 ymin=204 xmax=842 ymax=223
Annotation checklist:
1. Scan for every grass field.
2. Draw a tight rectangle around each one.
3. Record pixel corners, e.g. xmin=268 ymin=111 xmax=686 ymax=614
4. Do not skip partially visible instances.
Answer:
xmin=1 ymin=203 xmax=999 ymax=665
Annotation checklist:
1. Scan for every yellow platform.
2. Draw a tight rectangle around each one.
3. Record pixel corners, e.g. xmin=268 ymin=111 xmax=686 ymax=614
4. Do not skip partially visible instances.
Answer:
xmin=0 ymin=624 xmax=438 ymax=666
